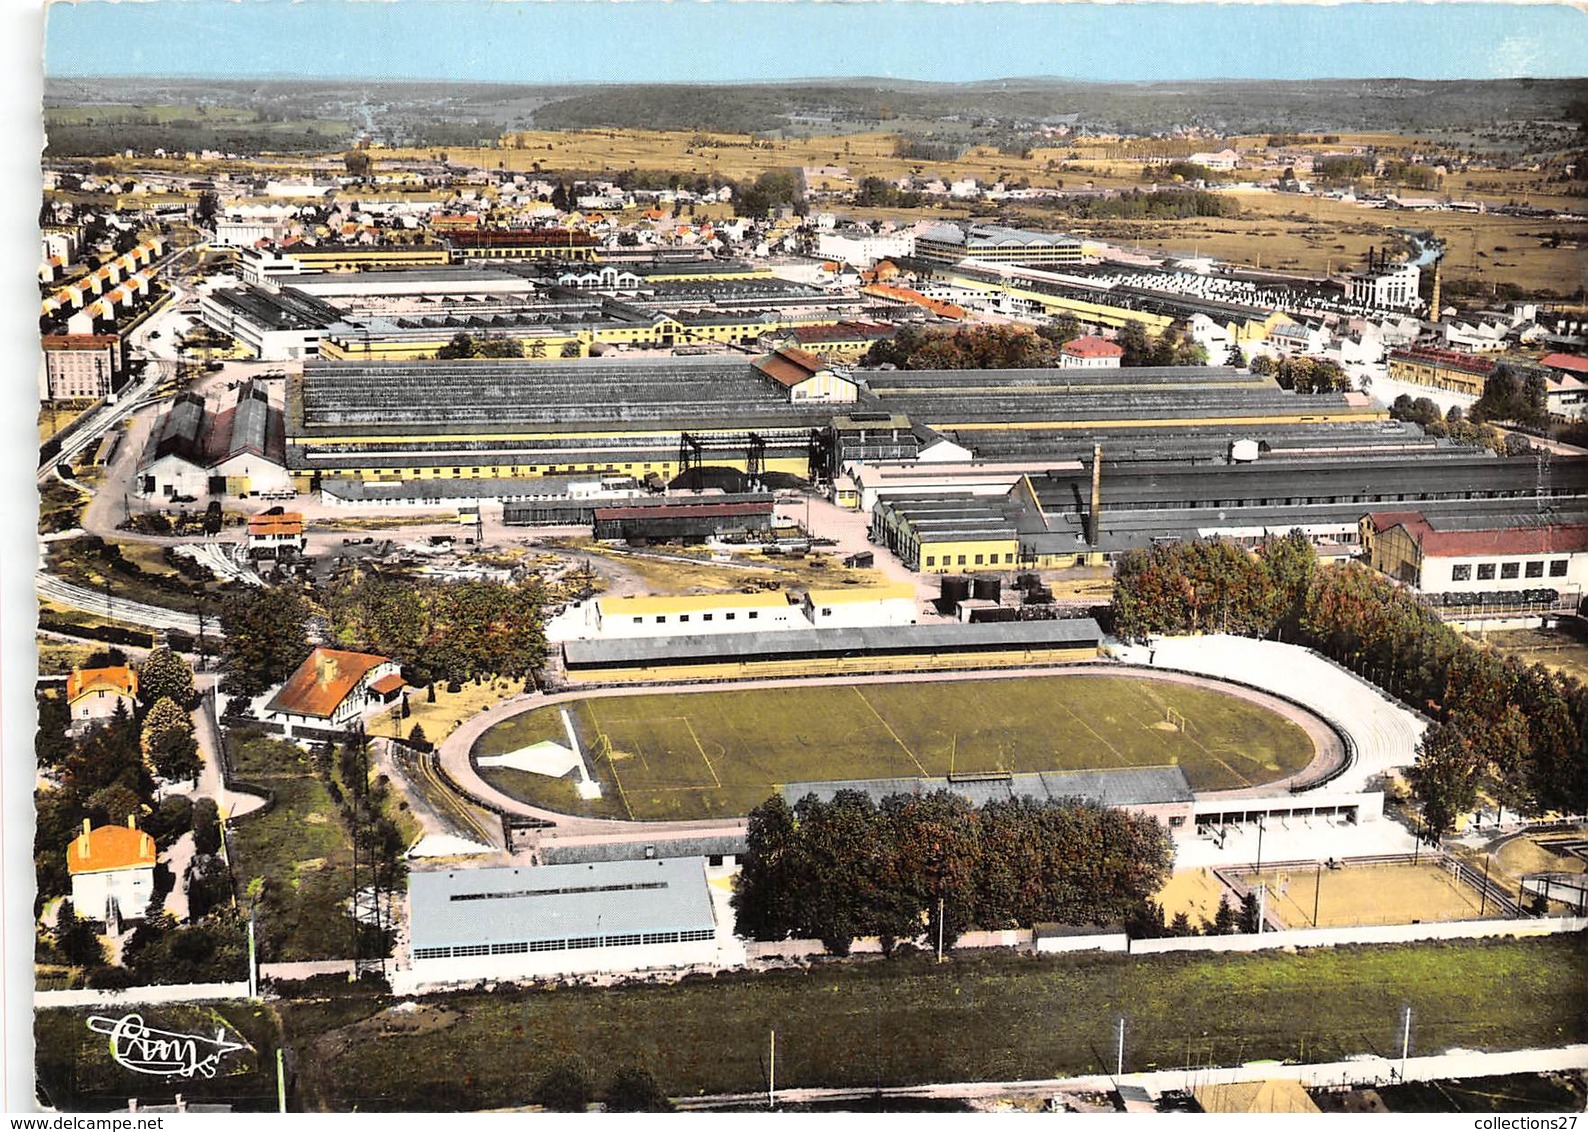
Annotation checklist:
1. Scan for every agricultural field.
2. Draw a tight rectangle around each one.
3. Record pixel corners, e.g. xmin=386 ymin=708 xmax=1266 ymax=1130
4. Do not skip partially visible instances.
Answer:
xmin=474 ymin=672 xmax=1317 ymax=821
xmin=1240 ymin=861 xmax=1488 ymax=929
xmin=279 ymin=936 xmax=1588 ymax=1110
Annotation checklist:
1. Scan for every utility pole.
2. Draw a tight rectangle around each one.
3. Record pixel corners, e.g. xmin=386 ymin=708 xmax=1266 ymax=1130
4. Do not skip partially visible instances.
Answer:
xmin=1116 ymin=1016 xmax=1125 ymax=1079
xmin=1256 ymin=883 xmax=1266 ymax=935
xmin=767 ymin=1029 xmax=776 ymax=1109
xmin=1313 ymin=860 xmax=1323 ymax=928
xmin=1400 ymin=1006 xmax=1412 ymax=1081
xmin=277 ymin=1048 xmax=287 ymax=1113
xmin=1254 ymin=814 xmax=1266 ymax=875
xmin=937 ymin=895 xmax=945 ymax=964
xmin=1479 ymin=854 xmax=1492 ymax=917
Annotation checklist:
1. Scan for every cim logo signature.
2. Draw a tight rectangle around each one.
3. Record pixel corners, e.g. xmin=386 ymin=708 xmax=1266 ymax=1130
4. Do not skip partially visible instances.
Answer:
xmin=86 ymin=1013 xmax=247 ymax=1079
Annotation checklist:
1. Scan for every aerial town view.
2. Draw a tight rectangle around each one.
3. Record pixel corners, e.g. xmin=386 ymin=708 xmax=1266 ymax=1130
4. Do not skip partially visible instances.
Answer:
xmin=18 ymin=0 xmax=1588 ymax=1115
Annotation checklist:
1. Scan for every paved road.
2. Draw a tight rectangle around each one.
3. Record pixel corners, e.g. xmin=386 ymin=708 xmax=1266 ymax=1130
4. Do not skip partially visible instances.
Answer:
xmin=35 ymin=572 xmax=213 ymax=636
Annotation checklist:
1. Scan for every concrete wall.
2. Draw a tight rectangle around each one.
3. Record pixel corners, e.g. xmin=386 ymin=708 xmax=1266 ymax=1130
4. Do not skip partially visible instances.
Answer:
xmin=1035 ymin=931 xmax=1129 ymax=954
xmin=400 ymin=937 xmax=721 ymax=988
xmin=36 ymin=982 xmax=250 ymax=1009
xmin=1130 ymin=914 xmax=1588 ymax=955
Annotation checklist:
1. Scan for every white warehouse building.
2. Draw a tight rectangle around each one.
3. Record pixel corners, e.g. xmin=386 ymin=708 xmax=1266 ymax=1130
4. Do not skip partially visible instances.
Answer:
xmin=405 ymin=858 xmax=721 ymax=985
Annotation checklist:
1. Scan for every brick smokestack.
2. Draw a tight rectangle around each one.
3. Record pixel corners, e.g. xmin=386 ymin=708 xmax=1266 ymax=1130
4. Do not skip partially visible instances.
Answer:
xmin=1089 ymin=443 xmax=1103 ymax=546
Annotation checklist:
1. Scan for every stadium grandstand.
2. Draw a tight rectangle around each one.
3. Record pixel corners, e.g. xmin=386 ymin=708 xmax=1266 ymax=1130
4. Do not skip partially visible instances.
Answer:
xmin=559 ymin=617 xmax=1103 ymax=683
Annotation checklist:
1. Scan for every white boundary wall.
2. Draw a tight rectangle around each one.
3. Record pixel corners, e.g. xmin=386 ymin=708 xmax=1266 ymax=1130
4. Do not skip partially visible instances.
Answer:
xmin=35 ymin=981 xmax=250 ymax=1009
xmin=1131 ymin=915 xmax=1588 ymax=955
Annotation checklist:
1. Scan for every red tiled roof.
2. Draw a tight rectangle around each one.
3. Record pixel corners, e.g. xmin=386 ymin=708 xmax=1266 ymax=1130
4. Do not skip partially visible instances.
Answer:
xmin=67 ymin=823 xmax=156 ymax=875
xmin=67 ymin=665 xmax=137 ymax=703
xmin=1541 ymin=353 xmax=1588 ymax=376
xmin=41 ymin=334 xmax=119 ymax=351
xmin=248 ymin=512 xmax=304 ymax=537
xmin=789 ymin=321 xmax=896 ymax=345
xmin=1365 ymin=511 xmax=1427 ymax=534
xmin=754 ymin=346 xmax=828 ymax=389
xmin=1061 ymin=336 xmax=1124 ymax=358
xmin=1388 ymin=346 xmax=1493 ymax=377
xmin=1376 ymin=510 xmax=1588 ymax=558
xmin=369 ymin=673 xmax=405 ymax=696
xmin=265 ymin=647 xmax=392 ymax=720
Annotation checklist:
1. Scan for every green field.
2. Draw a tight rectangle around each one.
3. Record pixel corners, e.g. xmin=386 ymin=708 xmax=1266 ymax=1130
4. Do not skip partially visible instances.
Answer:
xmin=280 ymin=936 xmax=1588 ymax=1111
xmin=474 ymin=674 xmax=1317 ymax=820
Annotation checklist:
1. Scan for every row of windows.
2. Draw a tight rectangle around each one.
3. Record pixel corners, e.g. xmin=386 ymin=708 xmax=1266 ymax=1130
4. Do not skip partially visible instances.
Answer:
xmin=450 ymin=880 xmax=669 ymax=903
xmin=1450 ymin=559 xmax=1569 ymax=582
xmin=923 ymin=552 xmax=1017 ymax=568
xmin=413 ymin=928 xmax=716 ymax=961
xmin=637 ymin=611 xmax=759 ymax=625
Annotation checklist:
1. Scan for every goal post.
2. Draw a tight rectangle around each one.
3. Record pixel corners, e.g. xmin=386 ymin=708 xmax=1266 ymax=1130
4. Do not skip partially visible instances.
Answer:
xmin=1165 ymin=706 xmax=1189 ymax=733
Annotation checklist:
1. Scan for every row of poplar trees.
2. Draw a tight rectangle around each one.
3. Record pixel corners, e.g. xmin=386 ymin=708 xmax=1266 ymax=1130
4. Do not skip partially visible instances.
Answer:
xmin=1110 ymin=533 xmax=1588 ymax=838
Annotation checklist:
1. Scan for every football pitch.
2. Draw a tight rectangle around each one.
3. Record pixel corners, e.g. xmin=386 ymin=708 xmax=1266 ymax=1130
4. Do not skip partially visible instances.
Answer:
xmin=473 ymin=673 xmax=1318 ymax=821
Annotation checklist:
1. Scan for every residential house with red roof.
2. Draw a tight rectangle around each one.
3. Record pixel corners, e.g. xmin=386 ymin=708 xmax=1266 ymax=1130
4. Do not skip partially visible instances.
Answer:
xmin=1059 ymin=336 xmax=1124 ymax=369
xmin=66 ymin=665 xmax=139 ymax=734
xmin=245 ymin=509 xmax=306 ymax=558
xmin=264 ymin=647 xmax=404 ymax=738
xmin=1363 ymin=509 xmax=1588 ymax=599
xmin=68 ymin=817 xmax=157 ymax=925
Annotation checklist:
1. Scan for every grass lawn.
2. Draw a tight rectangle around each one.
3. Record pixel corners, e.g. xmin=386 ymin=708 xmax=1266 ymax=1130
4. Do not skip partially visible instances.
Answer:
xmin=1243 ymin=862 xmax=1486 ymax=930
xmin=36 ymin=1002 xmax=285 ymax=1112
xmin=364 ymin=677 xmax=527 ymax=746
xmin=575 ymin=541 xmax=899 ymax=598
xmin=225 ymin=736 xmax=360 ymax=963
xmin=1479 ymin=627 xmax=1588 ymax=687
xmin=280 ymin=936 xmax=1588 ymax=1111
xmin=37 ymin=599 xmax=155 ymax=645
xmin=473 ymin=673 xmax=1316 ymax=821
xmin=38 ymin=479 xmax=90 ymax=535
xmin=38 ymin=401 xmax=96 ymax=445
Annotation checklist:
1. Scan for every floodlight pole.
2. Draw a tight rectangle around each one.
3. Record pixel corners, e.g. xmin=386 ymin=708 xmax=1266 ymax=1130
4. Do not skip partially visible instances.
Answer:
xmin=1480 ymin=854 xmax=1491 ymax=917
xmin=1255 ymin=815 xmax=1265 ymax=875
xmin=1400 ymin=1006 xmax=1412 ymax=1081
xmin=1116 ymin=1016 xmax=1125 ymax=1079
xmin=768 ymin=1029 xmax=776 ymax=1109
xmin=1313 ymin=860 xmax=1323 ymax=928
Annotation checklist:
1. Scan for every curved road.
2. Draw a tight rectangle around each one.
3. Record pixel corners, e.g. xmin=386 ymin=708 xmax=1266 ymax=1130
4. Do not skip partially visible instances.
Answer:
xmin=435 ymin=662 xmax=1345 ymax=847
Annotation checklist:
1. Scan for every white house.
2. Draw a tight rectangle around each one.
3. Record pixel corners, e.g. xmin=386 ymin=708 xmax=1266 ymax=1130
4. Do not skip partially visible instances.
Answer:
xmin=66 ymin=665 xmax=139 ymax=735
xmin=801 ymin=583 xmax=919 ymax=628
xmin=586 ymin=591 xmax=803 ymax=639
xmin=263 ymin=647 xmax=404 ymax=737
xmin=67 ymin=817 xmax=156 ymax=925
xmin=752 ymin=345 xmax=858 ymax=404
xmin=1059 ymin=336 xmax=1124 ymax=369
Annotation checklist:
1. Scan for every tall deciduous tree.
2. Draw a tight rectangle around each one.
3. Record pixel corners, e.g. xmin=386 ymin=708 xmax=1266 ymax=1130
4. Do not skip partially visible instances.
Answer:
xmin=139 ymin=648 xmax=195 ymax=708
xmin=219 ymin=588 xmax=313 ymax=697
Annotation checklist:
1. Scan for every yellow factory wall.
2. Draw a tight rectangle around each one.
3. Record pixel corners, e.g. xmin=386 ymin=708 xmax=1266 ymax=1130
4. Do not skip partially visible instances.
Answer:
xmin=934 ymin=407 xmax=1388 ymax=432
xmin=917 ymin=537 xmax=1022 ymax=572
xmin=291 ymin=454 xmax=808 ymax=489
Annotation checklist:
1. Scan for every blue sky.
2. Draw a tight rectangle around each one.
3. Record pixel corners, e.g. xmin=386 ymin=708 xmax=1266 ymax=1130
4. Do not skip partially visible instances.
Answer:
xmin=44 ymin=1 xmax=1588 ymax=84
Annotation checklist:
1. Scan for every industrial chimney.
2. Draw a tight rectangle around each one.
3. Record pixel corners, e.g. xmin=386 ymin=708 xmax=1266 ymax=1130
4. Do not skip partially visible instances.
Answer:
xmin=1089 ymin=443 xmax=1103 ymax=546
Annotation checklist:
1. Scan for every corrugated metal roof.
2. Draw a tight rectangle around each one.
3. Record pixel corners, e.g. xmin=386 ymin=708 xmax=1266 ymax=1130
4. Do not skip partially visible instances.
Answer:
xmin=781 ymin=766 xmax=1193 ymax=809
xmin=564 ymin=617 xmax=1100 ymax=668
xmin=408 ymin=857 xmax=715 ymax=950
